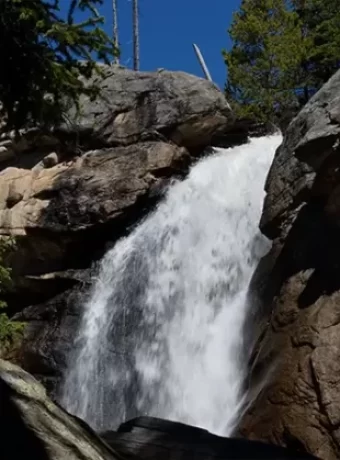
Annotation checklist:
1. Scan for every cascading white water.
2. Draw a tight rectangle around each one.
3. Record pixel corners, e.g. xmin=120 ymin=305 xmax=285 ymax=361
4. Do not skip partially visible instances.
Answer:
xmin=61 ymin=134 xmax=282 ymax=435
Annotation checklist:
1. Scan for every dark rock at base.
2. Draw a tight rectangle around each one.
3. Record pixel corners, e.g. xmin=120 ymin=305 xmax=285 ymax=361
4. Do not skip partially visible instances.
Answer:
xmin=0 ymin=359 xmax=122 ymax=460
xmin=12 ymin=271 xmax=92 ymax=395
xmin=0 ymin=357 xmax=319 ymax=460
xmin=101 ymin=416 xmax=318 ymax=459
xmin=212 ymin=118 xmax=279 ymax=149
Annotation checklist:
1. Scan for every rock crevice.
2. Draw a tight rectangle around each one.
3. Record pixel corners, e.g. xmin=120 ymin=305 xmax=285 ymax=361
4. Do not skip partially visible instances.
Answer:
xmin=240 ymin=69 xmax=340 ymax=460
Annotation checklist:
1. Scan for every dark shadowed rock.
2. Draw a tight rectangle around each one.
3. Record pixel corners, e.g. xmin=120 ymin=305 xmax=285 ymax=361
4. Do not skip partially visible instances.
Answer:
xmin=12 ymin=269 xmax=93 ymax=394
xmin=239 ymin=70 xmax=340 ymax=459
xmin=260 ymin=68 xmax=340 ymax=237
xmin=101 ymin=416 xmax=318 ymax=459
xmin=0 ymin=359 xmax=123 ymax=460
xmin=38 ymin=142 xmax=190 ymax=233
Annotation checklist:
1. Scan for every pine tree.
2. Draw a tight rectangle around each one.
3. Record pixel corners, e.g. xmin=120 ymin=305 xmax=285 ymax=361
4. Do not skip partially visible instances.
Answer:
xmin=0 ymin=0 xmax=117 ymax=130
xmin=0 ymin=238 xmax=25 ymax=355
xmin=293 ymin=0 xmax=340 ymax=90
xmin=223 ymin=0 xmax=307 ymax=125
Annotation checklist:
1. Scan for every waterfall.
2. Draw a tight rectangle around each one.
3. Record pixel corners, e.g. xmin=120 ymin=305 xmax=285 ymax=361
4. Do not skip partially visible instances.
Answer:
xmin=61 ymin=134 xmax=282 ymax=435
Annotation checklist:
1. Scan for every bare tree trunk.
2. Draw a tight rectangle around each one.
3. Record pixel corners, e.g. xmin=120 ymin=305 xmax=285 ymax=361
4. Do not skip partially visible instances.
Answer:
xmin=192 ymin=44 xmax=213 ymax=82
xmin=112 ymin=0 xmax=119 ymax=64
xmin=133 ymin=0 xmax=139 ymax=70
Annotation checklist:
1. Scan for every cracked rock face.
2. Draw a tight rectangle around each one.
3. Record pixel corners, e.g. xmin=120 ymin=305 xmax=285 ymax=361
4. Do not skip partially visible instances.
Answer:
xmin=0 ymin=142 xmax=190 ymax=296
xmin=239 ymin=70 xmax=340 ymax=459
xmin=65 ymin=67 xmax=232 ymax=150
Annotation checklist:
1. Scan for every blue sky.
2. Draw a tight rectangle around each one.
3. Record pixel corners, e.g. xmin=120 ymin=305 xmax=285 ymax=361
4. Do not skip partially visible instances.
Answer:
xmin=70 ymin=0 xmax=241 ymax=89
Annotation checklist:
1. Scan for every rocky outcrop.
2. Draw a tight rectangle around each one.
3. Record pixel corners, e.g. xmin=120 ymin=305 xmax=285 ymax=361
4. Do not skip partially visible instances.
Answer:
xmin=1 ymin=142 xmax=189 ymax=296
xmin=0 ymin=359 xmax=123 ymax=460
xmin=65 ymin=67 xmax=232 ymax=152
xmin=0 ymin=67 xmax=232 ymax=168
xmin=0 ymin=68 xmax=232 ymax=310
xmin=239 ymin=70 xmax=340 ymax=459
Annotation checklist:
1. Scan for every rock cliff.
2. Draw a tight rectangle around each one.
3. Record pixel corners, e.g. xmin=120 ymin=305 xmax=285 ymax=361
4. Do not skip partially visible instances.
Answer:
xmin=239 ymin=70 xmax=340 ymax=459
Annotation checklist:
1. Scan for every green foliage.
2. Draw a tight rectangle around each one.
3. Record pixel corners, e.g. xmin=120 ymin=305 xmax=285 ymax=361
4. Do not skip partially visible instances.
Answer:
xmin=0 ymin=238 xmax=25 ymax=353
xmin=0 ymin=311 xmax=25 ymax=353
xmin=293 ymin=0 xmax=340 ymax=88
xmin=223 ymin=0 xmax=306 ymax=124
xmin=0 ymin=0 xmax=117 ymax=130
xmin=223 ymin=0 xmax=340 ymax=125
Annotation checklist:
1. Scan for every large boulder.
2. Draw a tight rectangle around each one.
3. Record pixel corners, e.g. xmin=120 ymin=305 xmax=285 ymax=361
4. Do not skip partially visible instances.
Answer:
xmin=102 ymin=416 xmax=317 ymax=459
xmin=0 ymin=67 xmax=233 ymax=167
xmin=239 ymin=70 xmax=340 ymax=459
xmin=0 ymin=359 xmax=122 ymax=460
xmin=64 ymin=67 xmax=233 ymax=152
